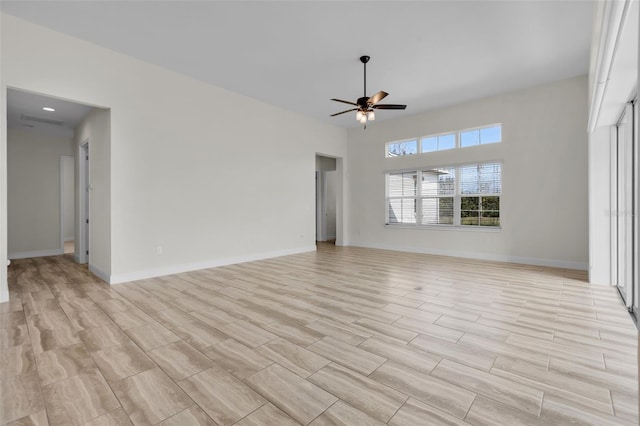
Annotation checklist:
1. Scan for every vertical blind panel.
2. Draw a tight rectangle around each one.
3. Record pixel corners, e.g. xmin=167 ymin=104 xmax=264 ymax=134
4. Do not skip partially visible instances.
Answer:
xmin=460 ymin=163 xmax=501 ymax=194
xmin=421 ymin=168 xmax=455 ymax=196
xmin=388 ymin=172 xmax=417 ymax=197
xmin=388 ymin=199 xmax=416 ymax=224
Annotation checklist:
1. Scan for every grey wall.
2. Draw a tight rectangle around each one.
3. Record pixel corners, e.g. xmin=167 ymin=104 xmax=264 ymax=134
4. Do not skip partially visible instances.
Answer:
xmin=316 ymin=155 xmax=337 ymax=171
xmin=8 ymin=128 xmax=74 ymax=257
xmin=62 ymin=155 xmax=75 ymax=241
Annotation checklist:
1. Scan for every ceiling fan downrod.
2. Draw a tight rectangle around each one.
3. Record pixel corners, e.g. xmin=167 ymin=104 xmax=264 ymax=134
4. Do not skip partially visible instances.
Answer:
xmin=361 ymin=55 xmax=370 ymax=98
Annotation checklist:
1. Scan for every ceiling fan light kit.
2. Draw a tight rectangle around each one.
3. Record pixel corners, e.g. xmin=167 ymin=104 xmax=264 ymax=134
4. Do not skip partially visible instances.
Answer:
xmin=331 ymin=55 xmax=406 ymax=128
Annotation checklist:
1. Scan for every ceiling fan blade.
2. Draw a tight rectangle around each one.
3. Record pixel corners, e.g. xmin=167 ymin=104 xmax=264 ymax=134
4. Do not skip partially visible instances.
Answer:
xmin=331 ymin=98 xmax=358 ymax=106
xmin=373 ymin=104 xmax=407 ymax=110
xmin=330 ymin=108 xmax=358 ymax=117
xmin=368 ymin=91 xmax=388 ymax=105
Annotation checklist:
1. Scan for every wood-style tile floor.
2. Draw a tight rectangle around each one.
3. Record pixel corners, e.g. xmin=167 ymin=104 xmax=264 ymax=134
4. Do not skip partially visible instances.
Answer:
xmin=1 ymin=244 xmax=637 ymax=425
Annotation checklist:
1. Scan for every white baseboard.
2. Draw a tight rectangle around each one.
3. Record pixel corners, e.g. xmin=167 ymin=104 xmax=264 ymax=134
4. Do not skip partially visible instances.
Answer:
xmin=89 ymin=263 xmax=110 ymax=283
xmin=0 ymin=288 xmax=8 ymax=303
xmin=109 ymin=245 xmax=317 ymax=285
xmin=64 ymin=237 xmax=75 ymax=242
xmin=74 ymin=254 xmax=81 ymax=263
xmin=9 ymin=249 xmax=64 ymax=260
xmin=349 ymin=241 xmax=589 ymax=271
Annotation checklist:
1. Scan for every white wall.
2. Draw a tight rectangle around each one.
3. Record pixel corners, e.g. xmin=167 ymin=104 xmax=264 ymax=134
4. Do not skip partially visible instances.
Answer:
xmin=74 ymin=108 xmax=111 ymax=279
xmin=62 ymin=155 xmax=74 ymax=241
xmin=0 ymin=13 xmax=348 ymax=292
xmin=347 ymin=76 xmax=589 ymax=269
xmin=7 ymin=128 xmax=74 ymax=258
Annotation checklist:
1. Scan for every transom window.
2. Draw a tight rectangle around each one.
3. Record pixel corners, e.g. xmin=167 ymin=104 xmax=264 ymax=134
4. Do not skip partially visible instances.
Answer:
xmin=460 ymin=125 xmax=502 ymax=148
xmin=386 ymin=162 xmax=502 ymax=228
xmin=386 ymin=139 xmax=418 ymax=157
xmin=385 ymin=124 xmax=501 ymax=157
xmin=421 ymin=133 xmax=456 ymax=153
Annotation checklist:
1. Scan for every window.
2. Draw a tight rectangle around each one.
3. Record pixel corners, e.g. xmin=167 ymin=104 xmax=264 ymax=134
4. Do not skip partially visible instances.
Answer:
xmin=385 ymin=124 xmax=501 ymax=156
xmin=420 ymin=168 xmax=455 ymax=224
xmin=460 ymin=125 xmax=501 ymax=148
xmin=386 ymin=162 xmax=501 ymax=228
xmin=421 ymin=133 xmax=456 ymax=153
xmin=459 ymin=163 xmax=501 ymax=226
xmin=386 ymin=139 xmax=418 ymax=157
xmin=387 ymin=172 xmax=417 ymax=224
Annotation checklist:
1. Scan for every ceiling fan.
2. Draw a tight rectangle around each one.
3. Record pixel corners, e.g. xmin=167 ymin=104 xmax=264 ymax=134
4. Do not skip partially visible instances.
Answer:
xmin=330 ymin=55 xmax=407 ymax=128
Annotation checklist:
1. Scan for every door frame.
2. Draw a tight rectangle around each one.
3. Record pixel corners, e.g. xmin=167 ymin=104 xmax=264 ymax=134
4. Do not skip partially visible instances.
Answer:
xmin=316 ymin=153 xmax=341 ymax=244
xmin=78 ymin=140 xmax=89 ymax=264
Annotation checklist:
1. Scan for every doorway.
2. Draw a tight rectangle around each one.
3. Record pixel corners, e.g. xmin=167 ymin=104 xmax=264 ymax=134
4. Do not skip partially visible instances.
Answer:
xmin=315 ymin=155 xmax=337 ymax=244
xmin=6 ymin=88 xmax=93 ymax=260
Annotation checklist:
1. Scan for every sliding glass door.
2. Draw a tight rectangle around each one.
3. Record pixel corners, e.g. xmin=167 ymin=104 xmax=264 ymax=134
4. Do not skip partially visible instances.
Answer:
xmin=634 ymin=100 xmax=639 ymax=317
xmin=612 ymin=100 xmax=637 ymax=318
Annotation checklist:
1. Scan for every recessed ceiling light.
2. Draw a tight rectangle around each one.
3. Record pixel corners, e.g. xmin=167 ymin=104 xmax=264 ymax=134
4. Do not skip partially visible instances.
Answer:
xmin=42 ymin=107 xmax=55 ymax=112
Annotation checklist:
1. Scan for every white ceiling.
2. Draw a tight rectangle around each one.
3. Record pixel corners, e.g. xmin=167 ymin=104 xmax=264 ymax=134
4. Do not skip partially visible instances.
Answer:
xmin=7 ymin=89 xmax=94 ymax=138
xmin=1 ymin=1 xmax=595 ymax=128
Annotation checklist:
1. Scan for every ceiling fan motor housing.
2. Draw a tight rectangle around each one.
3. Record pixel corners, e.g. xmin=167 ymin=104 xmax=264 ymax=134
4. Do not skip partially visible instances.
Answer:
xmin=357 ymin=97 xmax=370 ymax=108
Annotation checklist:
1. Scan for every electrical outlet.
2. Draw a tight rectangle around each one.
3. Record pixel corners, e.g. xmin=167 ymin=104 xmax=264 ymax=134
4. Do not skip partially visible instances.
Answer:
xmin=156 ymin=246 xmax=163 ymax=255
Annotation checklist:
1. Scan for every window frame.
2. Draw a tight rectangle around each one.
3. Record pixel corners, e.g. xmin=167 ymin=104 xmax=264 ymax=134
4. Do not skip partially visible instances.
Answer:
xmin=384 ymin=123 xmax=502 ymax=156
xmin=385 ymin=138 xmax=419 ymax=158
xmin=385 ymin=162 xmax=502 ymax=230
xmin=459 ymin=123 xmax=502 ymax=148
xmin=419 ymin=167 xmax=456 ymax=226
xmin=420 ymin=132 xmax=457 ymax=154
xmin=385 ymin=171 xmax=419 ymax=225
